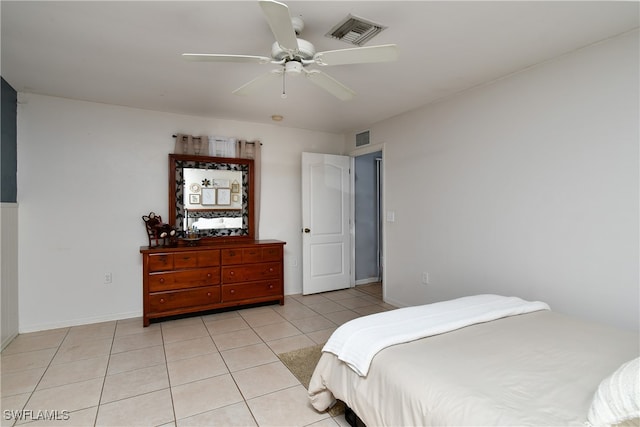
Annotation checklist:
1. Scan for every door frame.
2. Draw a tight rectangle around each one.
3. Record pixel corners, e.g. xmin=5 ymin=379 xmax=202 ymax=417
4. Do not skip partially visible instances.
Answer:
xmin=349 ymin=142 xmax=386 ymax=300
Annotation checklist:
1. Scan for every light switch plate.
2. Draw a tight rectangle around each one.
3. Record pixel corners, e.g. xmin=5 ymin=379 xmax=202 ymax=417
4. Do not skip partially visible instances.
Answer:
xmin=386 ymin=211 xmax=395 ymax=222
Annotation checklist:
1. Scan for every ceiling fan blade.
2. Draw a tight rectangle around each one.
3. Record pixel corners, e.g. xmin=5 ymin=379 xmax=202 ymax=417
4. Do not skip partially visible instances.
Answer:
xmin=259 ymin=0 xmax=299 ymax=54
xmin=182 ymin=53 xmax=273 ymax=64
xmin=232 ymin=69 xmax=283 ymax=96
xmin=313 ymin=44 xmax=399 ymax=66
xmin=305 ymin=70 xmax=355 ymax=101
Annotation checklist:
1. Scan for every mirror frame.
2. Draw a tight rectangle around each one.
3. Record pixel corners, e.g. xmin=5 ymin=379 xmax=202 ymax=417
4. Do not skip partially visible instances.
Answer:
xmin=169 ymin=154 xmax=255 ymax=243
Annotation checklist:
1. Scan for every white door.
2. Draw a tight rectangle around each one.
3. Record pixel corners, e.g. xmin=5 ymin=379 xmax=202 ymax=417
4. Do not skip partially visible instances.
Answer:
xmin=302 ymin=152 xmax=351 ymax=295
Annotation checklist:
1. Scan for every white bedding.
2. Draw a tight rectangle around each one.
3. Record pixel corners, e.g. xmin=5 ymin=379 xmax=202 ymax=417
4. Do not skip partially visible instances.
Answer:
xmin=323 ymin=294 xmax=549 ymax=376
xmin=191 ymin=216 xmax=242 ymax=229
xmin=309 ymin=310 xmax=639 ymax=426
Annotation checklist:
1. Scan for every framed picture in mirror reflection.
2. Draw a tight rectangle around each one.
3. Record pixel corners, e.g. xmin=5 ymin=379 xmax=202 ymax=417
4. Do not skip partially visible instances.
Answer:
xmin=201 ymin=188 xmax=216 ymax=206
xmin=217 ymin=188 xmax=231 ymax=205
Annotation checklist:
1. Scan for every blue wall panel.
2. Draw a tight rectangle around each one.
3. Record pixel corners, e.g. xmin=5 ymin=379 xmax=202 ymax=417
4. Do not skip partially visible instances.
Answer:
xmin=1 ymin=78 xmax=17 ymax=203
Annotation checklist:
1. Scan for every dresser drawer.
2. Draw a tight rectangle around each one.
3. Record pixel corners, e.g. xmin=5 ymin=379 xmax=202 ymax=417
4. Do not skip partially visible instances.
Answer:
xmin=148 ymin=254 xmax=174 ymax=272
xmin=174 ymin=250 xmax=220 ymax=269
xmin=241 ymin=247 xmax=263 ymax=263
xmin=149 ymin=286 xmax=220 ymax=313
xmin=222 ymin=262 xmax=281 ymax=283
xmin=148 ymin=250 xmax=220 ymax=272
xmin=222 ymin=280 xmax=282 ymax=302
xmin=221 ymin=246 xmax=283 ymax=265
xmin=149 ymin=268 xmax=220 ymax=292
xmin=261 ymin=245 xmax=282 ymax=262
xmin=221 ymin=248 xmax=242 ymax=265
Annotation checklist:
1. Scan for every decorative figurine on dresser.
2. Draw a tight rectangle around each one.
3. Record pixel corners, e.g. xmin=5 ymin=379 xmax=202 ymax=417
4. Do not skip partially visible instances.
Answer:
xmin=139 ymin=154 xmax=285 ymax=326
xmin=142 ymin=212 xmax=177 ymax=247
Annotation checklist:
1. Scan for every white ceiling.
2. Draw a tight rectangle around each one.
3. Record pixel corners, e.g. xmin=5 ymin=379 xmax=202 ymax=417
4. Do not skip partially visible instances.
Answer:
xmin=2 ymin=1 xmax=638 ymax=134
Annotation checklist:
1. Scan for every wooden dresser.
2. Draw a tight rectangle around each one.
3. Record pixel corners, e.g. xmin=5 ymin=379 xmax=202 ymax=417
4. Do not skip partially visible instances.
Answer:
xmin=140 ymin=240 xmax=285 ymax=326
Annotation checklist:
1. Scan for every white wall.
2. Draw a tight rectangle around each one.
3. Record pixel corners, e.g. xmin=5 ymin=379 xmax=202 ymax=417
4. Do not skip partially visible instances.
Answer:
xmin=348 ymin=31 xmax=639 ymax=330
xmin=17 ymin=95 xmax=344 ymax=332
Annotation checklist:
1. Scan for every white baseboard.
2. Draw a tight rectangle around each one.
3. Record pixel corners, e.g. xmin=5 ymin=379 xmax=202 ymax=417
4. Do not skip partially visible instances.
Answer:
xmin=383 ymin=296 xmax=407 ymax=309
xmin=19 ymin=310 xmax=142 ymax=334
xmin=355 ymin=277 xmax=381 ymax=286
xmin=2 ymin=332 xmax=19 ymax=351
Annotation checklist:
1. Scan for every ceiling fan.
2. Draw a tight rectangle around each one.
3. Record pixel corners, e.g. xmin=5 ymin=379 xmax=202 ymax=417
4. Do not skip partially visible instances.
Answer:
xmin=182 ymin=0 xmax=399 ymax=101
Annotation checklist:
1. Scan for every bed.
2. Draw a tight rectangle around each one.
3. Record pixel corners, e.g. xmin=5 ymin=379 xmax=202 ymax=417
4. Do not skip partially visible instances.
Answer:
xmin=308 ymin=295 xmax=639 ymax=427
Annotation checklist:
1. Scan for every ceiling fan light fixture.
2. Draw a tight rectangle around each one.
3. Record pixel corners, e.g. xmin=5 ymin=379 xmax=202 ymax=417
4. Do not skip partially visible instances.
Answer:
xmin=271 ymin=114 xmax=284 ymax=122
xmin=285 ymin=60 xmax=303 ymax=76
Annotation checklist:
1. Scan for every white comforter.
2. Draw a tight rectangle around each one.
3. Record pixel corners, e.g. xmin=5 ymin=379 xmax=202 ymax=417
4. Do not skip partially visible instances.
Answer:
xmin=309 ymin=309 xmax=639 ymax=426
xmin=322 ymin=294 xmax=549 ymax=376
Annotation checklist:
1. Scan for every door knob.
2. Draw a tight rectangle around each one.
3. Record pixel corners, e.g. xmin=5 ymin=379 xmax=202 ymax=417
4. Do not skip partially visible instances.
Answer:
xmin=303 ymin=228 xmax=311 ymax=233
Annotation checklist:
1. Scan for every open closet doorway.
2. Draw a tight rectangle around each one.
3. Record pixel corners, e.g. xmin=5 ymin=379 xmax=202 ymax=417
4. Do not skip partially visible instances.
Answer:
xmin=354 ymin=150 xmax=383 ymax=297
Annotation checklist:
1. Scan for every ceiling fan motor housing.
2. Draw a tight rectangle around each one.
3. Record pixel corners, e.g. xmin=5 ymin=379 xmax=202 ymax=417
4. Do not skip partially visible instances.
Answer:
xmin=271 ymin=38 xmax=316 ymax=61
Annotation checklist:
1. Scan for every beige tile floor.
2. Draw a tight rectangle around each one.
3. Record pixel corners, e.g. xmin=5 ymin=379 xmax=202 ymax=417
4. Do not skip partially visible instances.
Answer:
xmin=1 ymin=283 xmax=391 ymax=427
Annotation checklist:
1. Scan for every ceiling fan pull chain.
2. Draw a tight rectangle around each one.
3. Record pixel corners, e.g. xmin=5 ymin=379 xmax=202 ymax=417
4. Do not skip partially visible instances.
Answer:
xmin=281 ymin=70 xmax=287 ymax=99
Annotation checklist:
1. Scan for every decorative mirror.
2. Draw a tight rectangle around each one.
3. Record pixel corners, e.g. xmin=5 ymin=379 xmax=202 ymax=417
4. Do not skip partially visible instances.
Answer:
xmin=169 ymin=154 xmax=254 ymax=242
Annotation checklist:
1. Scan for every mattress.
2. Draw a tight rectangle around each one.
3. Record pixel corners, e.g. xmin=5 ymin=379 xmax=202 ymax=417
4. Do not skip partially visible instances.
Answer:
xmin=309 ymin=310 xmax=639 ymax=426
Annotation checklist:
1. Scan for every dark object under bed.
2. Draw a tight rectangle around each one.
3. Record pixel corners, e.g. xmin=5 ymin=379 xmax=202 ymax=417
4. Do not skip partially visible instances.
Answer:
xmin=344 ymin=406 xmax=366 ymax=427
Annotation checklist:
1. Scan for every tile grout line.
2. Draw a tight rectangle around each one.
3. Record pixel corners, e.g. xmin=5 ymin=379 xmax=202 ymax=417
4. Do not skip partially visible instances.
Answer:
xmin=92 ymin=323 xmax=118 ymax=427
xmin=15 ymin=327 xmax=71 ymax=427
xmin=162 ymin=317 xmax=181 ymax=427
xmin=237 ymin=306 xmax=328 ymax=427
xmin=204 ymin=313 xmax=262 ymax=427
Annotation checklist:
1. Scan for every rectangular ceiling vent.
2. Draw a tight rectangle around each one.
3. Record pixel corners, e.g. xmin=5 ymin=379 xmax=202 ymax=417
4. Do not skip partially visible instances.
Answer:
xmin=325 ymin=15 xmax=387 ymax=46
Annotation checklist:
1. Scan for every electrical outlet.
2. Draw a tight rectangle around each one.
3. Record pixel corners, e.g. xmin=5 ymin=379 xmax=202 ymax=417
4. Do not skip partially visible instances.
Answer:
xmin=104 ymin=272 xmax=113 ymax=284
xmin=421 ymin=272 xmax=429 ymax=285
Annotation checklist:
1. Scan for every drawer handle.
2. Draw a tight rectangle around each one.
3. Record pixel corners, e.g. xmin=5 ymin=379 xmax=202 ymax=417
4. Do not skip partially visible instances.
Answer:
xmin=268 ymin=284 xmax=274 ymax=289
xmin=207 ymin=273 xmax=212 ymax=278
xmin=269 ymin=267 xmax=274 ymax=273
xmin=229 ymin=271 xmax=235 ymax=276
xmin=159 ymin=278 xmax=165 ymax=284
xmin=159 ymin=298 xmax=165 ymax=304
xmin=230 ymin=289 xmax=235 ymax=294
xmin=207 ymin=292 xmax=212 ymax=297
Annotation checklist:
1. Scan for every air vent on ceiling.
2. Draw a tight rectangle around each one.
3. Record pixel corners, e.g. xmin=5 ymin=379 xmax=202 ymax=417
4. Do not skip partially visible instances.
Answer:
xmin=326 ymin=15 xmax=387 ymax=46
xmin=356 ymin=130 xmax=370 ymax=147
